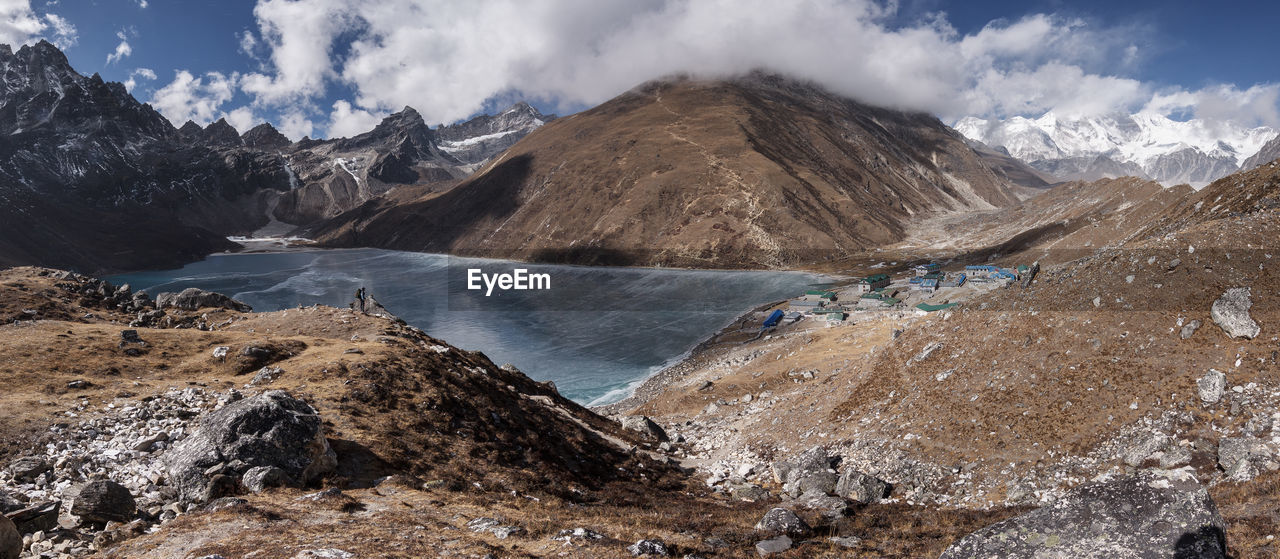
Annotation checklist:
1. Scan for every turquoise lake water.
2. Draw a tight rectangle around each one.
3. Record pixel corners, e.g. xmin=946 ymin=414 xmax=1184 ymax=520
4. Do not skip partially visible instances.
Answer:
xmin=109 ymin=248 xmax=826 ymax=405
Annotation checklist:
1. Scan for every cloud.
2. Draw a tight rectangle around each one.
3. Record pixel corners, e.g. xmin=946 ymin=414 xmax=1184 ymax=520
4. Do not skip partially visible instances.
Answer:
xmin=221 ymin=106 xmax=260 ymax=134
xmin=0 ymin=0 xmax=75 ymax=49
xmin=326 ymin=100 xmax=385 ymax=138
xmin=275 ymin=108 xmax=315 ymax=140
xmin=105 ymin=29 xmax=131 ymax=65
xmin=122 ymin=66 xmax=156 ymax=92
xmin=137 ymin=0 xmax=149 ymax=8
xmin=226 ymin=0 xmax=1273 ymax=139
xmin=150 ymin=70 xmax=237 ymax=125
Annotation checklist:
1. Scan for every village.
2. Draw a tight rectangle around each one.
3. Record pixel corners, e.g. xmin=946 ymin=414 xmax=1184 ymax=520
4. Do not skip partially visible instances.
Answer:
xmin=757 ymin=260 xmax=1040 ymax=332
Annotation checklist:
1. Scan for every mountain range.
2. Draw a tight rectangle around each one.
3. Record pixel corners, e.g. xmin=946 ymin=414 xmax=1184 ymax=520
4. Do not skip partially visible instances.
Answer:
xmin=0 ymin=40 xmax=550 ymax=272
xmin=956 ymin=112 xmax=1278 ymax=188
xmin=309 ymin=73 xmax=1026 ymax=268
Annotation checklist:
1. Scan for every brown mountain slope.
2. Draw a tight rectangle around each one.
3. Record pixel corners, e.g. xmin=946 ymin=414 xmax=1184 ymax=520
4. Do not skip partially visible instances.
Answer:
xmin=311 ymin=73 xmax=1022 ymax=268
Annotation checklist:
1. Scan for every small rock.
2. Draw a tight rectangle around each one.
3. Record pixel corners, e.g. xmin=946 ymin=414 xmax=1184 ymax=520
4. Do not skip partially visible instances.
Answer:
xmin=627 ymin=538 xmax=669 ymax=556
xmin=212 ymin=346 xmax=230 ymax=360
xmin=829 ymin=536 xmax=861 ymax=548
xmin=290 ymin=550 xmax=353 ymax=559
xmin=120 ymin=330 xmax=143 ymax=344
xmin=1180 ymin=320 xmax=1202 ymax=339
xmin=5 ymin=501 xmax=58 ymax=534
xmin=132 ymin=432 xmax=169 ymax=452
xmin=1198 ymin=370 xmax=1226 ymax=405
xmin=553 ymin=528 xmax=604 ymax=542
xmin=1211 ymin=288 xmax=1260 ymax=339
xmin=755 ymin=535 xmax=793 ymax=556
xmin=490 ymin=525 xmax=526 ymax=539
xmin=755 ymin=507 xmax=810 ymax=536
xmin=66 ymin=380 xmax=90 ymax=390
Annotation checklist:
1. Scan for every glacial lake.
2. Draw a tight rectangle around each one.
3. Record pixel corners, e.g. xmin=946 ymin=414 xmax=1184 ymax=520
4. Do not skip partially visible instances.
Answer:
xmin=109 ymin=248 xmax=828 ymax=405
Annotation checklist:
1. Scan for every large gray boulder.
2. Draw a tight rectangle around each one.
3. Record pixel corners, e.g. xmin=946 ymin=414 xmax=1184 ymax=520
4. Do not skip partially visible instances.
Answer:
xmin=1210 ymin=288 xmax=1259 ymax=339
xmin=618 ymin=415 xmax=669 ymax=442
xmin=71 ymin=480 xmax=136 ymax=524
xmin=165 ymin=391 xmax=336 ymax=502
xmin=155 ymin=288 xmax=252 ymax=313
xmin=755 ymin=507 xmax=810 ymax=536
xmin=940 ymin=469 xmax=1226 ymax=559
xmin=835 ymin=470 xmax=889 ymax=503
xmin=0 ymin=515 xmax=18 ymax=559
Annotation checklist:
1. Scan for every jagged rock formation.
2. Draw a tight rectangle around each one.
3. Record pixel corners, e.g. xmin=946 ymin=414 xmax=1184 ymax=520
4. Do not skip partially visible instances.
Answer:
xmin=0 ymin=41 xmax=549 ymax=273
xmin=310 ymin=73 xmax=1024 ymax=269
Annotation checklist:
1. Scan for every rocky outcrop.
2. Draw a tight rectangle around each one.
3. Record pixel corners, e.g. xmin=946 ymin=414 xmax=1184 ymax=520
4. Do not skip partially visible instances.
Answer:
xmin=155 ymin=288 xmax=252 ymax=313
xmin=165 ymin=391 xmax=336 ymax=502
xmin=940 ymin=469 xmax=1226 ymax=558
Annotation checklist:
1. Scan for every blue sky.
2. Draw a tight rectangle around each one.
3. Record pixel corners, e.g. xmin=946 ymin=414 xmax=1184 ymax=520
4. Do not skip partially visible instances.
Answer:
xmin=9 ymin=0 xmax=1279 ymax=139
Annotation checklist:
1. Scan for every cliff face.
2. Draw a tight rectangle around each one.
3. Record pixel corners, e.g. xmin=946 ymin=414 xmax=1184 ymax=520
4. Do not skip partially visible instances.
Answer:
xmin=310 ymin=73 xmax=1023 ymax=269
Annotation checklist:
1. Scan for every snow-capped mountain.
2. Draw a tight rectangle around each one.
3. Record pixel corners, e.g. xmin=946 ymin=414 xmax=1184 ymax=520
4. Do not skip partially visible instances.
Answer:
xmin=435 ymin=101 xmax=555 ymax=165
xmin=955 ymin=112 xmax=1278 ymax=188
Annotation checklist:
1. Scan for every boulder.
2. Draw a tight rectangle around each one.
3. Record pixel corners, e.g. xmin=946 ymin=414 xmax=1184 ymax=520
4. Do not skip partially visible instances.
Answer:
xmin=0 ymin=515 xmax=18 ymax=559
xmin=165 ymin=390 xmax=336 ymax=502
xmin=155 ymin=288 xmax=252 ymax=313
xmin=755 ymin=535 xmax=793 ymax=556
xmin=792 ymin=489 xmax=849 ymax=519
xmin=755 ymin=507 xmax=810 ymax=536
xmin=0 ymin=492 xmax=22 ymax=514
xmin=939 ymin=469 xmax=1226 ymax=559
xmin=785 ymin=470 xmax=837 ymax=498
xmin=241 ymin=466 xmax=289 ymax=493
xmin=7 ymin=457 xmax=49 ymax=481
xmin=71 ymin=480 xmax=136 ymax=524
xmin=5 ymin=501 xmax=58 ymax=534
xmin=1197 ymin=370 xmax=1226 ymax=405
xmin=1210 ymin=288 xmax=1259 ymax=339
xmin=835 ymin=470 xmax=889 ymax=503
xmin=1218 ymin=437 xmax=1270 ymax=480
xmin=627 ymin=538 xmax=669 ymax=556
xmin=619 ymin=416 xmax=669 ymax=442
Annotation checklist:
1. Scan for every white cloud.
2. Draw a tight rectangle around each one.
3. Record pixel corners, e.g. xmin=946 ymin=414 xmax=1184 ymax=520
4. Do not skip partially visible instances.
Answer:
xmin=1142 ymin=83 xmax=1280 ymax=131
xmin=230 ymin=0 xmax=1274 ymax=139
xmin=42 ymin=12 xmax=74 ymax=49
xmin=0 ymin=0 xmax=75 ymax=49
xmin=150 ymin=70 xmax=237 ymax=126
xmin=222 ymin=106 xmax=260 ymax=134
xmin=137 ymin=0 xmax=149 ymax=8
xmin=105 ymin=29 xmax=131 ymax=65
xmin=239 ymin=0 xmax=354 ymax=105
xmin=122 ymin=66 xmax=156 ymax=92
xmin=326 ymin=100 xmax=385 ymax=138
xmin=275 ymin=108 xmax=315 ymax=141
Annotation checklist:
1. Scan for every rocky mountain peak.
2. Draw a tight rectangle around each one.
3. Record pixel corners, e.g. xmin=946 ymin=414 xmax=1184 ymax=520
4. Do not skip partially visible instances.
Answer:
xmin=242 ymin=122 xmax=291 ymax=150
xmin=202 ymin=118 xmax=243 ymax=146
